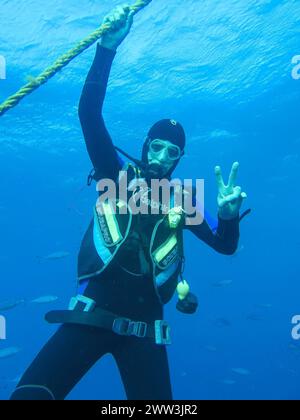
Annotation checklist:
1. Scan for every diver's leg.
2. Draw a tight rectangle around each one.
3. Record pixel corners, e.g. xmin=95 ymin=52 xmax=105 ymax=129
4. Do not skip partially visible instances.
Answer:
xmin=10 ymin=324 xmax=113 ymax=400
xmin=113 ymin=335 xmax=173 ymax=400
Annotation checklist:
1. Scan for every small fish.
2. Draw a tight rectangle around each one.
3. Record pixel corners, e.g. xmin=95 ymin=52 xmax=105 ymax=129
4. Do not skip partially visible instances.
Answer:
xmin=0 ymin=347 xmax=21 ymax=360
xmin=282 ymin=154 xmax=299 ymax=168
xmin=44 ymin=251 xmax=70 ymax=260
xmin=288 ymin=343 xmax=300 ymax=353
xmin=0 ymin=299 xmax=25 ymax=312
xmin=38 ymin=251 xmax=70 ymax=262
xmin=221 ymin=379 xmax=236 ymax=385
xmin=231 ymin=368 xmax=251 ymax=376
xmin=266 ymin=175 xmax=288 ymax=184
xmin=203 ymin=345 xmax=218 ymax=353
xmin=213 ymin=318 xmax=232 ymax=328
xmin=246 ymin=313 xmax=264 ymax=322
xmin=212 ymin=280 xmax=233 ymax=288
xmin=30 ymin=296 xmax=58 ymax=304
xmin=180 ymin=371 xmax=188 ymax=377
xmin=209 ymin=129 xmax=237 ymax=140
xmin=254 ymin=303 xmax=272 ymax=309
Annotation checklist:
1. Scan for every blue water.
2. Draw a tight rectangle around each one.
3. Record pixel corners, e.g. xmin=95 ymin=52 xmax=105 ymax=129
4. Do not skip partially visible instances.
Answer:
xmin=0 ymin=0 xmax=300 ymax=400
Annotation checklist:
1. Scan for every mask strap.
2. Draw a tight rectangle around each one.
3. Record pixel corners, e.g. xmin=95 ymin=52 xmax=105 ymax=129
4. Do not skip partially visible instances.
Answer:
xmin=114 ymin=146 xmax=147 ymax=170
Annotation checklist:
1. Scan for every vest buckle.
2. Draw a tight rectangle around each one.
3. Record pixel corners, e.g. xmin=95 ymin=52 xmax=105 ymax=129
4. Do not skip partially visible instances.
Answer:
xmin=68 ymin=295 xmax=96 ymax=313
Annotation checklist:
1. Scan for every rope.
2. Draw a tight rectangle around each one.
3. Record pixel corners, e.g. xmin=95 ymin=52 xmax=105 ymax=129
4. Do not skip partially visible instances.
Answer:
xmin=0 ymin=0 xmax=152 ymax=117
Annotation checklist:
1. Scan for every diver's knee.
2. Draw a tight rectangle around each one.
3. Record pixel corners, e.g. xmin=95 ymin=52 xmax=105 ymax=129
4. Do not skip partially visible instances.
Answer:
xmin=10 ymin=384 xmax=55 ymax=400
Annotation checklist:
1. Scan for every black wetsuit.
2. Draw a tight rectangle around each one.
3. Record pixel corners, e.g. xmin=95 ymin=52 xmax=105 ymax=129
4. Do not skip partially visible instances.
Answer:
xmin=10 ymin=44 xmax=240 ymax=401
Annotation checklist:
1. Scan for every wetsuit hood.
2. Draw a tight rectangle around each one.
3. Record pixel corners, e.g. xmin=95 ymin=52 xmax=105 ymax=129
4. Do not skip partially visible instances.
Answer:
xmin=114 ymin=120 xmax=186 ymax=180
xmin=142 ymin=119 xmax=186 ymax=178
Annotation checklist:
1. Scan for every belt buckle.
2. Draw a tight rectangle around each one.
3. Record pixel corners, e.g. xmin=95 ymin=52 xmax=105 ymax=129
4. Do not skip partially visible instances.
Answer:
xmin=131 ymin=321 xmax=147 ymax=338
xmin=112 ymin=318 xmax=131 ymax=336
xmin=155 ymin=320 xmax=171 ymax=345
xmin=68 ymin=295 xmax=96 ymax=312
xmin=112 ymin=318 xmax=147 ymax=338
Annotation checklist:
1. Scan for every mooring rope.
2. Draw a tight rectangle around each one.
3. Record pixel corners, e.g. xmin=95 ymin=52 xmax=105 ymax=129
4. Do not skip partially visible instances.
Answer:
xmin=0 ymin=0 xmax=152 ymax=117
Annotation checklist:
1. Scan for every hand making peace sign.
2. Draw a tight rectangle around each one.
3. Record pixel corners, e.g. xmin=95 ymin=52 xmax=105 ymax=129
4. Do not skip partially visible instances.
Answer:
xmin=215 ymin=162 xmax=247 ymax=220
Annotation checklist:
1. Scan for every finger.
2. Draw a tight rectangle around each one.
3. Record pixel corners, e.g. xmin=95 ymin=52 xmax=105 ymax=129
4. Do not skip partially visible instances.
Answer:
xmin=103 ymin=14 xmax=113 ymax=25
xmin=122 ymin=3 xmax=131 ymax=14
xmin=104 ymin=8 xmax=124 ymax=31
xmin=227 ymin=161 xmax=239 ymax=188
xmin=113 ymin=6 xmax=126 ymax=21
xmin=105 ymin=19 xmax=115 ymax=32
xmin=120 ymin=6 xmax=134 ymax=26
xmin=215 ymin=166 xmax=225 ymax=191
xmin=116 ymin=5 xmax=126 ymax=14
xmin=115 ymin=7 xmax=125 ymax=20
xmin=223 ymin=186 xmax=242 ymax=204
xmin=107 ymin=14 xmax=117 ymax=28
xmin=127 ymin=10 xmax=135 ymax=25
xmin=123 ymin=10 xmax=134 ymax=32
xmin=117 ymin=4 xmax=129 ymax=19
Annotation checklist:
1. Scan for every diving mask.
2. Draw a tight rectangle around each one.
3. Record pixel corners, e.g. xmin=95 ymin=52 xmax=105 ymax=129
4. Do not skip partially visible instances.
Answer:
xmin=149 ymin=139 xmax=182 ymax=161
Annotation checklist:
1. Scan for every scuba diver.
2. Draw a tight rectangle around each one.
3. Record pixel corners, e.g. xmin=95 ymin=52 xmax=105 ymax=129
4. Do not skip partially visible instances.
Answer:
xmin=10 ymin=5 xmax=248 ymax=400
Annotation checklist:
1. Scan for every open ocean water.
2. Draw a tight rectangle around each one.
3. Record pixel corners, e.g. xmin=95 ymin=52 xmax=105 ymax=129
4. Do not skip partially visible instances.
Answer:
xmin=0 ymin=0 xmax=300 ymax=400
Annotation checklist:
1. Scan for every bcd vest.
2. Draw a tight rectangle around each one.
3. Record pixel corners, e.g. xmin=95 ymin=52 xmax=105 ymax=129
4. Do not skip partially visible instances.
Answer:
xmin=77 ymin=163 xmax=185 ymax=305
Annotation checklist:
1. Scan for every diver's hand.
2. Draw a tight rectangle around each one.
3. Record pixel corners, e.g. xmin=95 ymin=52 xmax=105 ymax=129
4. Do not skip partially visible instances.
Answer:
xmin=215 ymin=162 xmax=247 ymax=220
xmin=100 ymin=4 xmax=134 ymax=51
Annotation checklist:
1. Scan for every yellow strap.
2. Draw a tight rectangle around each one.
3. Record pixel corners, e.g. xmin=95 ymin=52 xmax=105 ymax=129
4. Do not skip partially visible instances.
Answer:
xmin=102 ymin=202 xmax=121 ymax=244
xmin=0 ymin=0 xmax=152 ymax=117
xmin=154 ymin=234 xmax=177 ymax=264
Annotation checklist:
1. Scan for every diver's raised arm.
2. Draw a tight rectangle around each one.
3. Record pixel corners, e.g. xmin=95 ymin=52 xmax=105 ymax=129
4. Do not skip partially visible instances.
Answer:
xmin=100 ymin=5 xmax=134 ymax=51
xmin=78 ymin=5 xmax=134 ymax=182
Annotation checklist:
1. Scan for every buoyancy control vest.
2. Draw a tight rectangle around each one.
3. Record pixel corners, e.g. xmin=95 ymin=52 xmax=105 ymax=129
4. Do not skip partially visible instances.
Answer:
xmin=77 ymin=163 xmax=185 ymax=305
